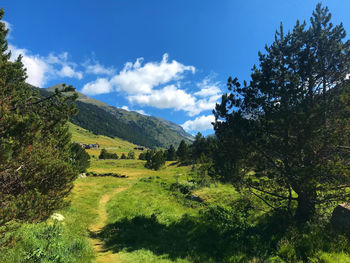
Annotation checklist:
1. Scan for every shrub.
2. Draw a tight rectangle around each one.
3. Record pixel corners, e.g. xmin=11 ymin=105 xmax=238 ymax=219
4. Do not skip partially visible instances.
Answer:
xmin=98 ymin=149 xmax=118 ymax=159
xmin=127 ymin=151 xmax=135 ymax=159
xmin=145 ymin=150 xmax=166 ymax=170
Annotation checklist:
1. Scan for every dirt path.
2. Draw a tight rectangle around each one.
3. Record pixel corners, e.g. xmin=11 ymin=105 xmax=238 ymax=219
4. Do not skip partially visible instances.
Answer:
xmin=89 ymin=187 xmax=128 ymax=263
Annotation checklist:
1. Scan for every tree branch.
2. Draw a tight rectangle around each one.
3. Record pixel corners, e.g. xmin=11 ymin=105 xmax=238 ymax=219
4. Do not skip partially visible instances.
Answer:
xmin=248 ymin=183 xmax=298 ymax=200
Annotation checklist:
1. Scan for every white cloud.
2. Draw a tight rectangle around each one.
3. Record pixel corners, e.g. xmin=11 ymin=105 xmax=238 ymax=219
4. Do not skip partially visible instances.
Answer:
xmin=128 ymin=84 xmax=195 ymax=111
xmin=121 ymin=73 xmax=222 ymax=116
xmin=111 ymin=54 xmax=195 ymax=94
xmin=182 ymin=115 xmax=215 ymax=132
xmin=83 ymin=59 xmax=115 ymax=75
xmin=194 ymin=76 xmax=221 ymax=97
xmin=128 ymin=83 xmax=220 ymax=117
xmin=82 ymin=53 xmax=195 ymax=96
xmin=81 ymin=55 xmax=222 ymax=116
xmin=8 ymin=45 xmax=83 ymax=87
xmin=81 ymin=78 xmax=112 ymax=95
xmin=9 ymin=45 xmax=49 ymax=87
xmin=58 ymin=65 xmax=83 ymax=79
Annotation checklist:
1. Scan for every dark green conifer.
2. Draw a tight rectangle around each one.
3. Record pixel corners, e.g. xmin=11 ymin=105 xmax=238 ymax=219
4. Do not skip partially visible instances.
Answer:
xmin=213 ymin=4 xmax=350 ymax=223
xmin=176 ymin=140 xmax=190 ymax=164
xmin=0 ymin=9 xmax=79 ymax=228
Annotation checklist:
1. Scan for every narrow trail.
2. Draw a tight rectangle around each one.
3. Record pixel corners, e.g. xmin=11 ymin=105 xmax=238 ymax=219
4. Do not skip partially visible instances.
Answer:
xmin=89 ymin=186 xmax=128 ymax=263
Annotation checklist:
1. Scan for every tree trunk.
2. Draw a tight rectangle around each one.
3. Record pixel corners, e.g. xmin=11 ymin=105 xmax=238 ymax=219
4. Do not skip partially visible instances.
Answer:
xmin=295 ymin=191 xmax=316 ymax=224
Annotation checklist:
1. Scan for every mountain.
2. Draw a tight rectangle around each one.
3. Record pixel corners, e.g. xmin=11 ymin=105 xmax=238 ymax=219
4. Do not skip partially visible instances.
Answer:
xmin=41 ymin=84 xmax=193 ymax=148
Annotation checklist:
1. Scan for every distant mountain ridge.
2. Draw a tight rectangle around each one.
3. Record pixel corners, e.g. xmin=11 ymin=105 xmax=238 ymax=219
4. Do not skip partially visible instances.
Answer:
xmin=41 ymin=84 xmax=193 ymax=148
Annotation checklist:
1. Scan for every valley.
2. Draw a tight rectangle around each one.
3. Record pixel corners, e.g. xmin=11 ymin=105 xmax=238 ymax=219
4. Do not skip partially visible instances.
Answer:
xmin=2 ymin=3 xmax=350 ymax=262
xmin=58 ymin=125 xmax=240 ymax=262
xmin=2 ymin=114 xmax=350 ymax=263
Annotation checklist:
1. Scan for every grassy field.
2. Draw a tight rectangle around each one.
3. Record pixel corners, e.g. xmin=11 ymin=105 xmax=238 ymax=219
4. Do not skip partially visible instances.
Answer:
xmin=69 ymin=157 xmax=245 ymax=263
xmin=3 ymin=125 xmax=350 ymax=262
xmin=69 ymin=122 xmax=144 ymax=158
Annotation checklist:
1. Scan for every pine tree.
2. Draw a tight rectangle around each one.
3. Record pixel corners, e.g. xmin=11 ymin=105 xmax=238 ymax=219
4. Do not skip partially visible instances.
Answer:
xmin=191 ymin=132 xmax=207 ymax=162
xmin=0 ymin=9 xmax=79 ymax=228
xmin=99 ymin=149 xmax=108 ymax=159
xmin=166 ymin=144 xmax=176 ymax=161
xmin=213 ymin=4 xmax=350 ymax=223
xmin=176 ymin=140 xmax=190 ymax=164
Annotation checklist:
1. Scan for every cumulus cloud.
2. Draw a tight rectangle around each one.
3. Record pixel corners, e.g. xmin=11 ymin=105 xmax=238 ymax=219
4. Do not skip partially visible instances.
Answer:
xmin=128 ymin=85 xmax=195 ymax=110
xmin=81 ymin=78 xmax=112 ymax=95
xmin=128 ymin=83 xmax=221 ymax=117
xmin=9 ymin=45 xmax=50 ymax=87
xmin=82 ymin=54 xmax=195 ymax=95
xmin=181 ymin=115 xmax=215 ymax=132
xmin=111 ymin=54 xmax=195 ymax=94
xmin=83 ymin=59 xmax=115 ymax=75
xmin=58 ymin=65 xmax=83 ymax=79
xmin=194 ymin=76 xmax=221 ymax=97
xmin=82 ymin=55 xmax=222 ymax=116
xmin=8 ymin=45 xmax=83 ymax=87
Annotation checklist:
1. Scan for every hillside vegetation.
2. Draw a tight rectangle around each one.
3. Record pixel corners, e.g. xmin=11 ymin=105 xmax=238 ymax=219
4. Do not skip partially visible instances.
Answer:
xmin=69 ymin=122 xmax=141 ymax=158
xmin=44 ymin=84 xmax=193 ymax=149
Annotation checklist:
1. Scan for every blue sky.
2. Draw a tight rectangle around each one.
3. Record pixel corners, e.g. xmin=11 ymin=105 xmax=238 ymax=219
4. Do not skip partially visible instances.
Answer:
xmin=2 ymin=0 xmax=350 ymax=135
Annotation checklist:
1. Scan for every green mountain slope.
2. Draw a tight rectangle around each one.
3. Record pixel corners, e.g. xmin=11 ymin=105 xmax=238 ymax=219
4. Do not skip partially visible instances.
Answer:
xmin=42 ymin=84 xmax=193 ymax=148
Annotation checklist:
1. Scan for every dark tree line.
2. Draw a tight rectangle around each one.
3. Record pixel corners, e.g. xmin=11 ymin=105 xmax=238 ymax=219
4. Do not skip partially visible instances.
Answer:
xmin=99 ymin=149 xmax=135 ymax=160
xmin=139 ymin=135 xmax=217 ymax=171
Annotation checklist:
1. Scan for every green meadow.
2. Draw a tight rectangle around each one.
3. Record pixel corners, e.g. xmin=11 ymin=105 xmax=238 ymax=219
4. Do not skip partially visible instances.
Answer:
xmin=2 ymin=125 xmax=350 ymax=263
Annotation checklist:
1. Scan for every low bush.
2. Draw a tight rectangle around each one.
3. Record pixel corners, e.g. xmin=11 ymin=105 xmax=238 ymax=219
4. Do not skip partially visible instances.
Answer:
xmin=99 ymin=149 xmax=118 ymax=159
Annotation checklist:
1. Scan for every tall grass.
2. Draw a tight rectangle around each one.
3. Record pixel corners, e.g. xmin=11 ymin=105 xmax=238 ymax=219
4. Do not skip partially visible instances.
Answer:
xmin=0 ymin=222 xmax=94 ymax=263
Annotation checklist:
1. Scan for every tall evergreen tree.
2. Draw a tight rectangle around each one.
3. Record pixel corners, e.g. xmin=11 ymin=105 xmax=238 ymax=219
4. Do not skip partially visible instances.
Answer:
xmin=213 ymin=4 xmax=350 ymax=223
xmin=166 ymin=144 xmax=177 ymax=161
xmin=0 ymin=9 xmax=79 ymax=227
xmin=191 ymin=132 xmax=207 ymax=162
xmin=176 ymin=140 xmax=190 ymax=164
